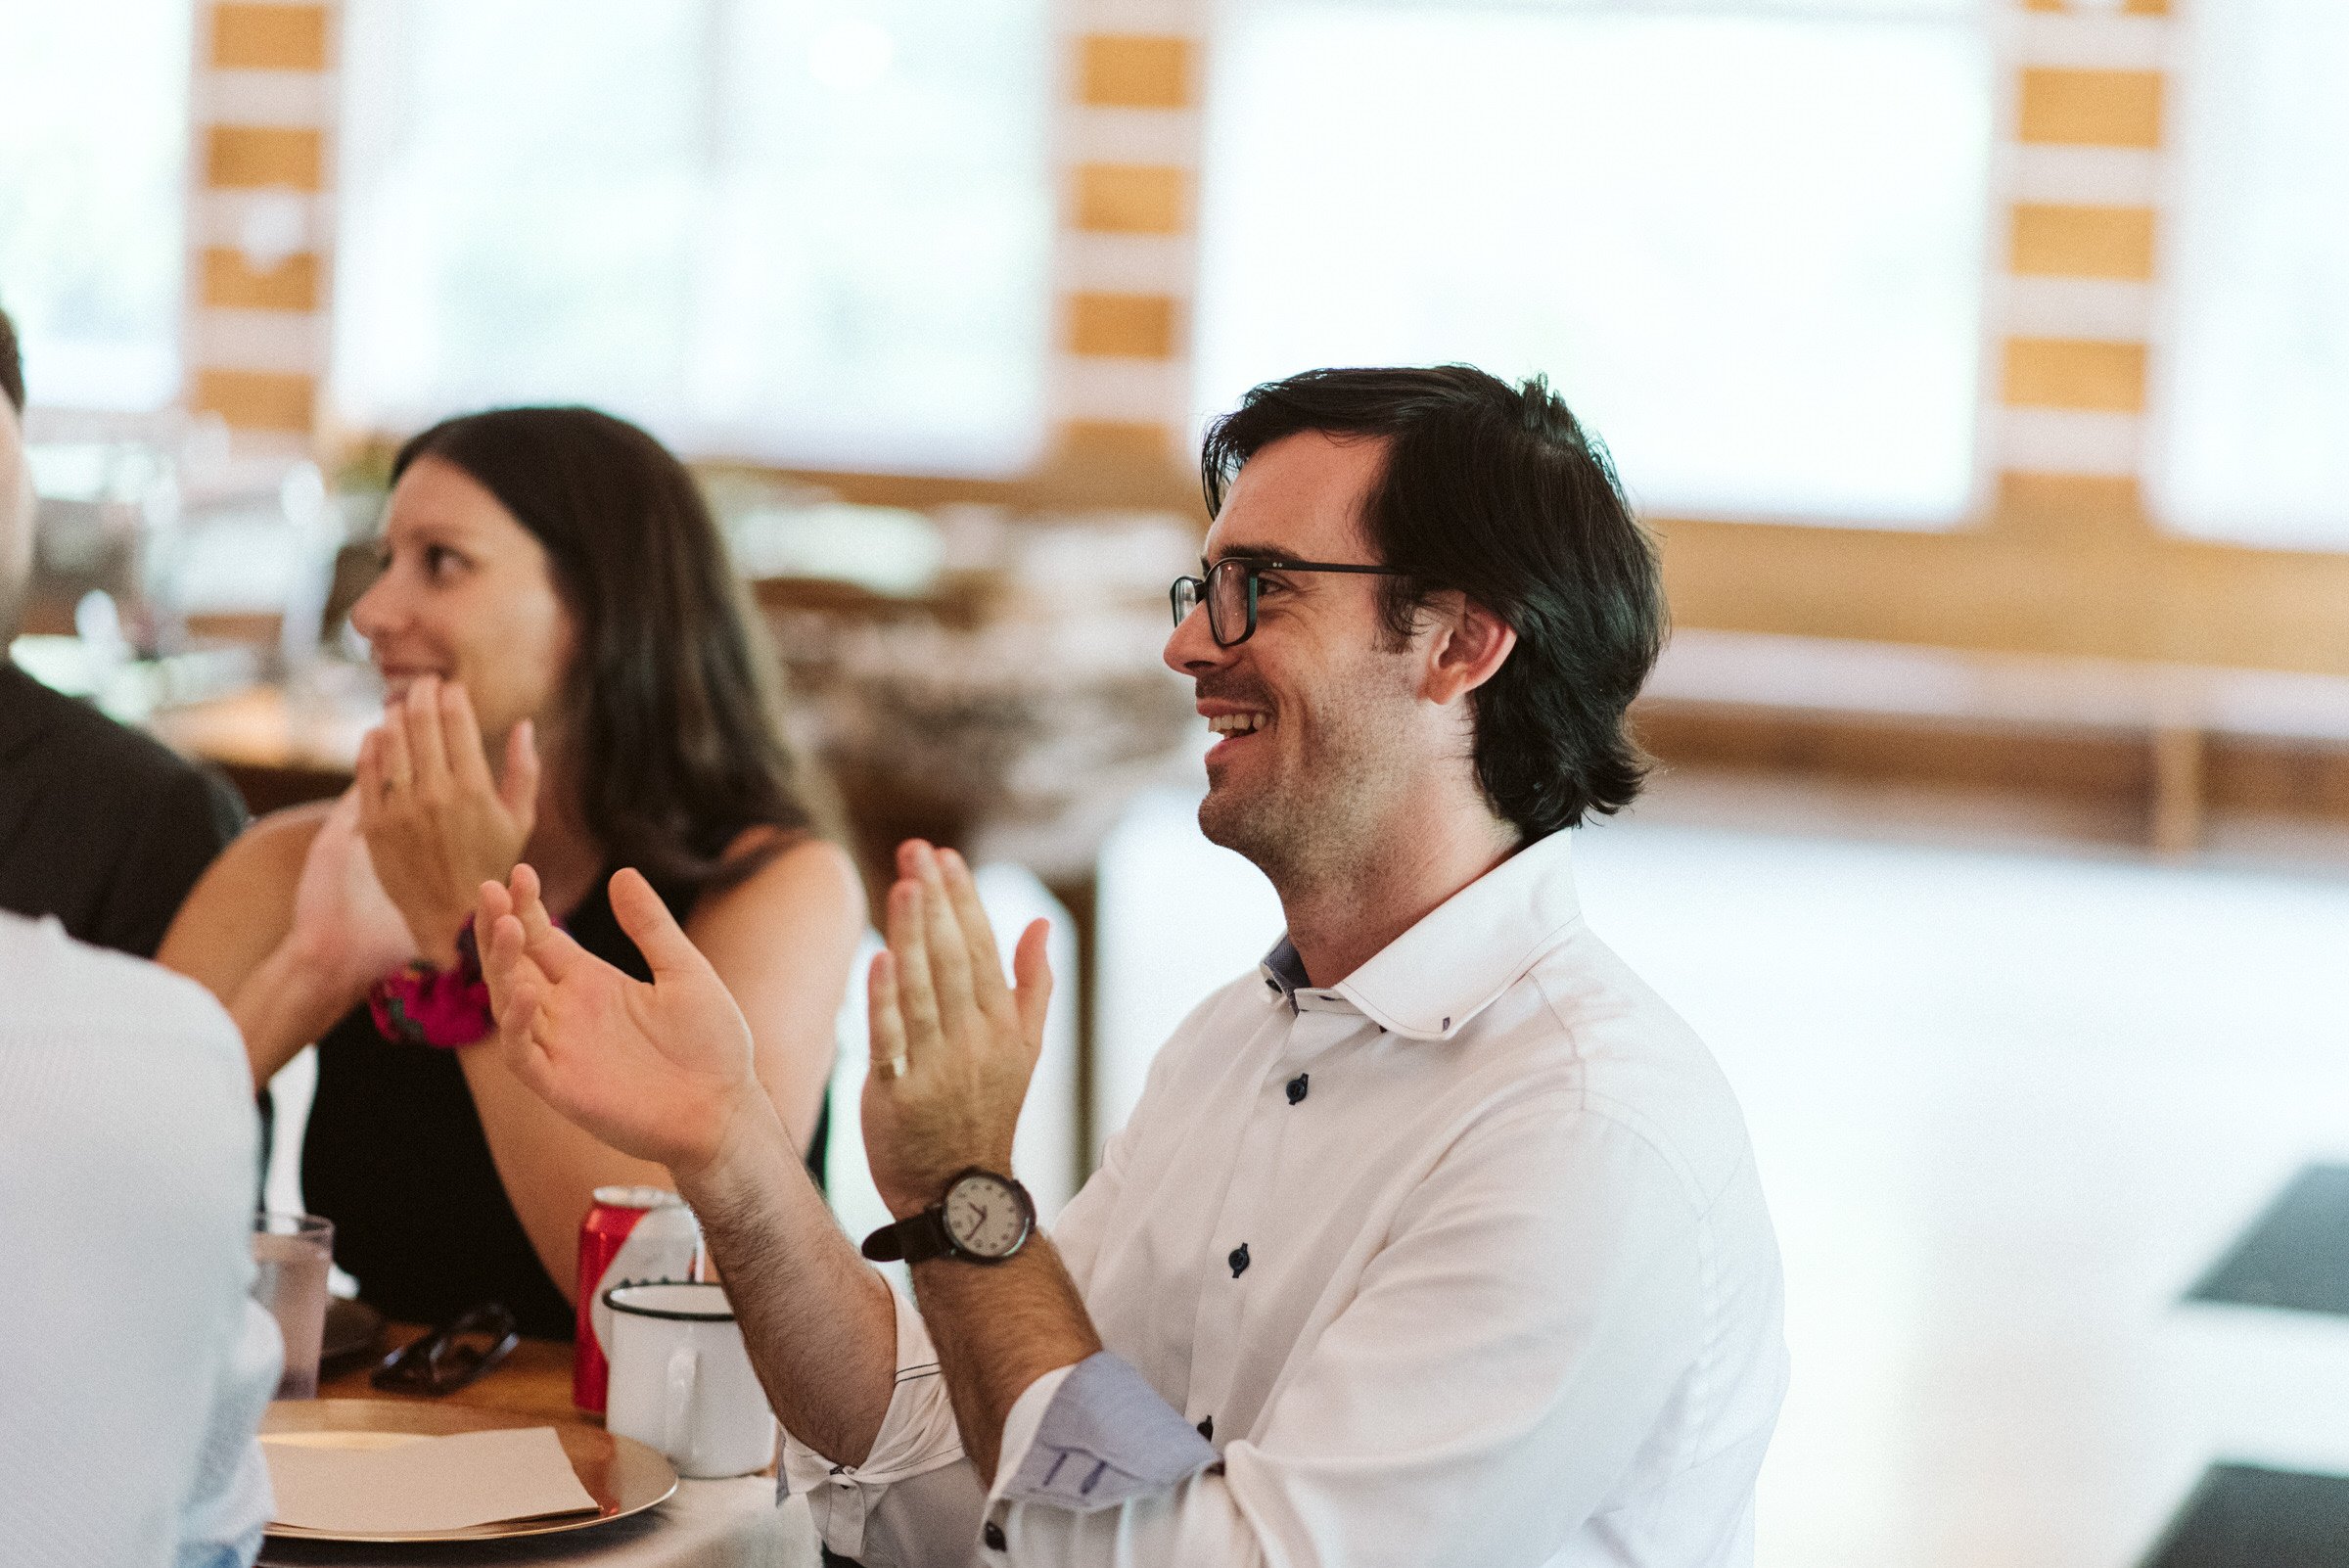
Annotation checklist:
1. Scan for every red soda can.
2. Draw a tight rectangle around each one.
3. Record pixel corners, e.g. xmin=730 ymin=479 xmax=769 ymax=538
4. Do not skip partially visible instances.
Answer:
xmin=574 ymin=1185 xmax=701 ymax=1412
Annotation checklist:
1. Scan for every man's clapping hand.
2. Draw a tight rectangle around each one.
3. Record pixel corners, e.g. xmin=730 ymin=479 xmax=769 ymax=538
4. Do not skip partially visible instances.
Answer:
xmin=475 ymin=862 xmax=763 ymax=1180
xmin=860 ymin=842 xmax=1052 ymax=1219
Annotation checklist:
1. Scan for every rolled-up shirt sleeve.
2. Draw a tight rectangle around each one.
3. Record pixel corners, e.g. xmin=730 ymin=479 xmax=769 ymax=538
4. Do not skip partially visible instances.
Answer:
xmin=784 ymin=1109 xmax=1153 ymax=1568
xmin=974 ymin=1104 xmax=1727 ymax=1568
xmin=782 ymin=1282 xmax=982 ymax=1564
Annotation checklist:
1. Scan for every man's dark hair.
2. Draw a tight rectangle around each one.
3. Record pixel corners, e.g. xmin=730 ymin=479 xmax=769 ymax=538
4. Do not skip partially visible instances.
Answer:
xmin=1201 ymin=365 xmax=1666 ymax=841
xmin=0 ymin=304 xmax=23 ymax=413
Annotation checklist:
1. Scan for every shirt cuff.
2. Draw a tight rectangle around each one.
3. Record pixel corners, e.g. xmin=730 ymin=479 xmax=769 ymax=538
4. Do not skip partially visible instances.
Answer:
xmin=990 ymin=1362 xmax=1075 ymax=1503
xmin=990 ymin=1352 xmax=1217 ymax=1514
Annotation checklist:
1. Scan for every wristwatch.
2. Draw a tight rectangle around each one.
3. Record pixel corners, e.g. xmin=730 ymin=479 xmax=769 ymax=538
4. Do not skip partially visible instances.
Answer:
xmin=861 ymin=1168 xmax=1036 ymax=1266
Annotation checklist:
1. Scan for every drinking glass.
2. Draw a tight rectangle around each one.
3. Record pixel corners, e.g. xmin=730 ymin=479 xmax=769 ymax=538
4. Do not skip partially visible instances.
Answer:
xmin=252 ymin=1213 xmax=334 ymax=1399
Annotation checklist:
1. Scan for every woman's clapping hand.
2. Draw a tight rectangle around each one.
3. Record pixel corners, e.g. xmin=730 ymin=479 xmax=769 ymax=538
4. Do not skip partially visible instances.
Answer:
xmin=287 ymin=788 xmax=421 ymax=1001
xmin=359 ymin=675 xmax=539 ymax=967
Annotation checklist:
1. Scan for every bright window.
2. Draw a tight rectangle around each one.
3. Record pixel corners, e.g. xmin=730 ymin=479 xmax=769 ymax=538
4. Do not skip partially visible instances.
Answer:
xmin=2154 ymin=0 xmax=2349 ymax=550
xmin=1194 ymin=0 xmax=1994 ymax=527
xmin=333 ymin=0 xmax=1053 ymax=474
xmin=0 ymin=0 xmax=191 ymax=410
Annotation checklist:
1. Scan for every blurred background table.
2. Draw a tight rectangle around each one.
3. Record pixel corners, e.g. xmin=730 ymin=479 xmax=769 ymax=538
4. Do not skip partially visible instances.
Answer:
xmin=149 ymin=678 xmax=371 ymax=815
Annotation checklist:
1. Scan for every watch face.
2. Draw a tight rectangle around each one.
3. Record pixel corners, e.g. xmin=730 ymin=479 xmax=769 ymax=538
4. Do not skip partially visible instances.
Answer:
xmin=943 ymin=1172 xmax=1031 ymax=1259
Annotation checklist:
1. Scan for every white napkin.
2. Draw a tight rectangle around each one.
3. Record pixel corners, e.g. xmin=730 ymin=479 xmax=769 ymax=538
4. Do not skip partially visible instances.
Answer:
xmin=264 ymin=1425 xmax=601 ymax=1534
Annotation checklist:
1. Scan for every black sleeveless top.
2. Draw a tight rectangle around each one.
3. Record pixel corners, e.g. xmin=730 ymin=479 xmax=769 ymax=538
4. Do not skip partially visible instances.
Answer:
xmin=303 ymin=868 xmax=829 ymax=1340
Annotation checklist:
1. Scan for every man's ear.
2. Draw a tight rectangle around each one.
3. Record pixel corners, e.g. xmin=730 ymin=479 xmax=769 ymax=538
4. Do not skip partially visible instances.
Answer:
xmin=1420 ymin=591 xmax=1516 ymax=707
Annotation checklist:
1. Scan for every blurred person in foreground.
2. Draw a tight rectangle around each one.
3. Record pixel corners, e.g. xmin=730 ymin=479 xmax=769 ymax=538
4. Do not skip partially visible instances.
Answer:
xmin=0 ymin=302 xmax=246 ymax=957
xmin=161 ymin=406 xmax=863 ymax=1340
xmin=0 ymin=909 xmax=279 ymax=1566
xmin=477 ymin=366 xmax=1787 ymax=1567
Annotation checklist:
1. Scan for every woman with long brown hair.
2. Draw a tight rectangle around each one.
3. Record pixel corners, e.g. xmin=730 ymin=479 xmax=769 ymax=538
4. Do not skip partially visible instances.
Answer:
xmin=161 ymin=406 xmax=863 ymax=1338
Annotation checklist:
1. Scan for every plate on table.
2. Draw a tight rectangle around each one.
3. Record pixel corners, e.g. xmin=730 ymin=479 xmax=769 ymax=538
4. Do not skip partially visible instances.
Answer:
xmin=317 ymin=1297 xmax=385 ymax=1376
xmin=259 ymin=1398 xmax=677 ymax=1543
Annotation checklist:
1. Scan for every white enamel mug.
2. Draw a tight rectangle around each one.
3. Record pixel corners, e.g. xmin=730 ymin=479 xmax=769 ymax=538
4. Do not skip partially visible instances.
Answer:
xmin=602 ymin=1281 xmax=777 ymax=1478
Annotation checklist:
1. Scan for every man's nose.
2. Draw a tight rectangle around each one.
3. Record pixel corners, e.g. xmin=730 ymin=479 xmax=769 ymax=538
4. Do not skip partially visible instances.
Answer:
xmin=1164 ymin=594 xmax=1228 ymax=675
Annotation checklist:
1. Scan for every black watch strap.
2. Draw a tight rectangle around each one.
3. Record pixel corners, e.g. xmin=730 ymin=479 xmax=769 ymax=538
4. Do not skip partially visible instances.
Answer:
xmin=860 ymin=1168 xmax=1035 ymax=1266
xmin=861 ymin=1209 xmax=954 ymax=1265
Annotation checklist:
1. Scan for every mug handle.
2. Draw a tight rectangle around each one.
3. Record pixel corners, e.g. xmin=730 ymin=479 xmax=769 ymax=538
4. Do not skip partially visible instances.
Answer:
xmin=662 ymin=1342 xmax=700 ymax=1461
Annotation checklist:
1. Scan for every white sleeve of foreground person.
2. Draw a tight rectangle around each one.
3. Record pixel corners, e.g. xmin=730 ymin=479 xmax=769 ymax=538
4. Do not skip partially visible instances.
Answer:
xmin=0 ymin=914 xmax=280 ymax=1568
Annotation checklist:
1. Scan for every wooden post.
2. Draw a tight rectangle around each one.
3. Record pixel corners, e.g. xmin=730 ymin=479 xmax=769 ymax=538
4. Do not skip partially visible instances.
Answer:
xmin=1040 ymin=871 xmax=1100 ymax=1197
xmin=2150 ymin=725 xmax=2203 ymax=858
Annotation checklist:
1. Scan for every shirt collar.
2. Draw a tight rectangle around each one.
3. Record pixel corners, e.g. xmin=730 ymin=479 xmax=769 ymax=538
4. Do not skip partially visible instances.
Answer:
xmin=1256 ymin=830 xmax=1584 ymax=1041
xmin=1260 ymin=936 xmax=1313 ymax=1005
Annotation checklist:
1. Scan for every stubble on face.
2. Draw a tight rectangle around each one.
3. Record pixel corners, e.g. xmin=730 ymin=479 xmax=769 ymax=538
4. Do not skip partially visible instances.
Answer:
xmin=1196 ymin=628 xmax=1422 ymax=898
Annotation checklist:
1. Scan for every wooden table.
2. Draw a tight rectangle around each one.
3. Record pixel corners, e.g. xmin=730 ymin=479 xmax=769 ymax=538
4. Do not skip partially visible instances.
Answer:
xmin=317 ymin=1323 xmax=582 ymax=1419
xmin=256 ymin=1326 xmax=816 ymax=1567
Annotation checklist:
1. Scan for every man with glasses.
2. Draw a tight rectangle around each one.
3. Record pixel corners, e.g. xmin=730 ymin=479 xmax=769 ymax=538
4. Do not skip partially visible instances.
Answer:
xmin=479 ymin=365 xmax=1787 ymax=1567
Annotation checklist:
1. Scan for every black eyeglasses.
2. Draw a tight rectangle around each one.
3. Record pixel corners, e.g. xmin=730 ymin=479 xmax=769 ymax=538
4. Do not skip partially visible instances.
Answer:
xmin=370 ymin=1302 xmax=519 ymax=1396
xmin=1170 ymin=557 xmax=1405 ymax=648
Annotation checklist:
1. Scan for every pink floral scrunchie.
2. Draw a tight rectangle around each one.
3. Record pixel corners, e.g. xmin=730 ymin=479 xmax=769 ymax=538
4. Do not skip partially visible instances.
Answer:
xmin=368 ymin=925 xmax=493 ymax=1049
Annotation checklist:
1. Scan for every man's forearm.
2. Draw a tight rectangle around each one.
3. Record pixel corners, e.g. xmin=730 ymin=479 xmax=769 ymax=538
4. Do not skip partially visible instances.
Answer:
xmin=675 ymin=1098 xmax=900 ymax=1466
xmin=910 ymin=1237 xmax=1102 ymax=1484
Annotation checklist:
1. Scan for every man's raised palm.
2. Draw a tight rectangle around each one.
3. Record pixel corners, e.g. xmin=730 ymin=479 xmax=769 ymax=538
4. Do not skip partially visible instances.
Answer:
xmin=476 ymin=863 xmax=760 ymax=1178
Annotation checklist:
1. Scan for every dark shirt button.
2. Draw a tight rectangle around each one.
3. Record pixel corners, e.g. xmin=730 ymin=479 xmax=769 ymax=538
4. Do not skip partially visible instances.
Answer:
xmin=1285 ymin=1073 xmax=1309 ymax=1105
xmin=984 ymin=1522 xmax=1007 ymax=1550
xmin=1197 ymin=1414 xmax=1214 ymax=1441
xmin=1228 ymin=1243 xmax=1250 ymax=1277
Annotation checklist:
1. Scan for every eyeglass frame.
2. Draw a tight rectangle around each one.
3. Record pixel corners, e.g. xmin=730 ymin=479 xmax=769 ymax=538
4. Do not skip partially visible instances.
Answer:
xmin=1170 ymin=557 xmax=1407 ymax=648
xmin=368 ymin=1301 xmax=520 ymax=1396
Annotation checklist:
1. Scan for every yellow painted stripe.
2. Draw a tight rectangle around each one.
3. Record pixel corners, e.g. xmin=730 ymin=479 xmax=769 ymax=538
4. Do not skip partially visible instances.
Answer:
xmin=1074 ymin=164 xmax=1188 ymax=234
xmin=205 ymin=125 xmax=324 ymax=190
xmin=2009 ymin=205 xmax=2157 ymax=280
xmin=2018 ymin=69 xmax=2164 ymax=150
xmin=192 ymin=368 xmax=315 ymax=432
xmin=2003 ymin=338 xmax=2148 ymax=413
xmin=2022 ymin=0 xmax=2166 ymax=12
xmin=1079 ymin=35 xmax=1194 ymax=110
xmin=1069 ymin=293 xmax=1180 ymax=359
xmin=200 ymin=248 xmax=321 ymax=311
xmin=210 ymin=2 xmax=330 ymax=71
xmin=1057 ymin=419 xmax=1173 ymax=463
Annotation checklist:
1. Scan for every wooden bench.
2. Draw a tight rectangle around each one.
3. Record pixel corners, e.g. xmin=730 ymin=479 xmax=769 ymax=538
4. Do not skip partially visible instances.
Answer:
xmin=1637 ymin=630 xmax=2349 ymax=854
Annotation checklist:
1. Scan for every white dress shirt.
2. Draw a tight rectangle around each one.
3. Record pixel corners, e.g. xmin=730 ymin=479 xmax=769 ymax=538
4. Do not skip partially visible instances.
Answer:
xmin=0 ymin=913 xmax=280 ymax=1568
xmin=785 ymin=831 xmax=1787 ymax=1567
